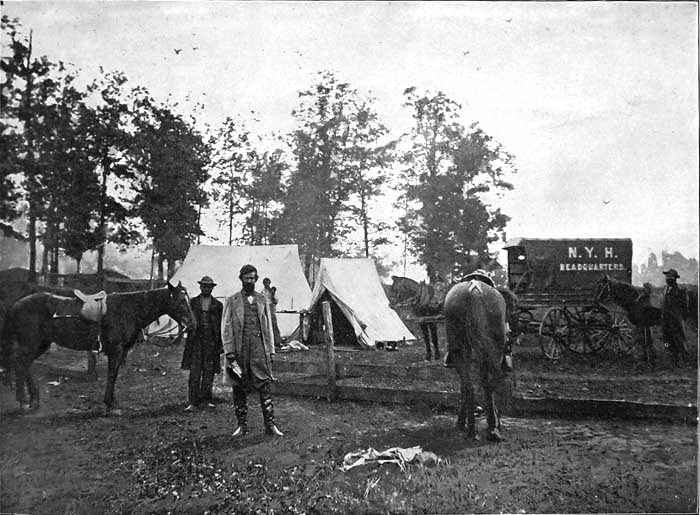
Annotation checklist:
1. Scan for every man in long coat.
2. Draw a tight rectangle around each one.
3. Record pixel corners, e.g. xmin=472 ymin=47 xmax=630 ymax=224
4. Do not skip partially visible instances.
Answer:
xmin=181 ymin=275 xmax=223 ymax=411
xmin=222 ymin=264 xmax=283 ymax=437
xmin=661 ymin=268 xmax=690 ymax=366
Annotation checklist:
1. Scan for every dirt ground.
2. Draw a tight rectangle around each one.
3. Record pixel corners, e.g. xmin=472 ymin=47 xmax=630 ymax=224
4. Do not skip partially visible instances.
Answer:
xmin=0 ymin=338 xmax=697 ymax=515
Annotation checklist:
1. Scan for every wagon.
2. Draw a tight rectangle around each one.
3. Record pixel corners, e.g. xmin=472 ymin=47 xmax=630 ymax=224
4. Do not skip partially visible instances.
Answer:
xmin=504 ymin=238 xmax=636 ymax=360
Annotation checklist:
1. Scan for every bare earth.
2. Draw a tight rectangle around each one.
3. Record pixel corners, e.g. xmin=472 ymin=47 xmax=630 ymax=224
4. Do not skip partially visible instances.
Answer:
xmin=0 ymin=334 xmax=697 ymax=515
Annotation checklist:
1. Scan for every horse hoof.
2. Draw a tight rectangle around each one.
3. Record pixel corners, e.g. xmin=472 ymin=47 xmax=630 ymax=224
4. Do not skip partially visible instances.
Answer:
xmin=486 ymin=429 xmax=504 ymax=443
xmin=107 ymin=407 xmax=123 ymax=416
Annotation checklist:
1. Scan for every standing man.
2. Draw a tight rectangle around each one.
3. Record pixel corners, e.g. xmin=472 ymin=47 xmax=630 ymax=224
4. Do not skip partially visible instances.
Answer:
xmin=222 ymin=264 xmax=283 ymax=437
xmin=262 ymin=277 xmax=282 ymax=347
xmin=634 ymin=283 xmax=657 ymax=368
xmin=181 ymin=275 xmax=223 ymax=411
xmin=661 ymin=269 xmax=690 ymax=366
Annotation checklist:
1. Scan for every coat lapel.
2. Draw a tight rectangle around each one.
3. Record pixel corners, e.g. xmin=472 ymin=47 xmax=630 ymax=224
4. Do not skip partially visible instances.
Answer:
xmin=233 ymin=292 xmax=245 ymax=325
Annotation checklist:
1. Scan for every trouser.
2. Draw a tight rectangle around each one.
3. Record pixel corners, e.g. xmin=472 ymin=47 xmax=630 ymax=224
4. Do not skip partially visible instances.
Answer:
xmin=232 ymin=381 xmax=276 ymax=428
xmin=635 ymin=325 xmax=656 ymax=364
xmin=663 ymin=318 xmax=689 ymax=364
xmin=188 ymin=338 xmax=217 ymax=405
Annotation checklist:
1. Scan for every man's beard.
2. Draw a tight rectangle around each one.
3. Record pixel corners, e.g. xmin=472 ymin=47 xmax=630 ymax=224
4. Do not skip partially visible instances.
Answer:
xmin=242 ymin=283 xmax=255 ymax=294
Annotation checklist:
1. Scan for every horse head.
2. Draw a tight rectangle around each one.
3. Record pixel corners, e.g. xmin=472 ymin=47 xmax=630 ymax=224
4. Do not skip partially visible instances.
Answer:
xmin=593 ymin=274 xmax=612 ymax=305
xmin=167 ymin=281 xmax=196 ymax=332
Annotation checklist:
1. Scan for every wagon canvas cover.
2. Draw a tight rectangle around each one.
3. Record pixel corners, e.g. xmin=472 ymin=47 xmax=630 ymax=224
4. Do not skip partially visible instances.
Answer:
xmin=170 ymin=244 xmax=313 ymax=337
xmin=305 ymin=258 xmax=416 ymax=348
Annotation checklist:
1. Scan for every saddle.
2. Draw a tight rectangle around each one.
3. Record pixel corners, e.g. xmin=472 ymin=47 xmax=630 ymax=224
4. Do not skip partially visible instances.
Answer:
xmin=73 ymin=289 xmax=108 ymax=322
xmin=463 ymin=270 xmax=495 ymax=288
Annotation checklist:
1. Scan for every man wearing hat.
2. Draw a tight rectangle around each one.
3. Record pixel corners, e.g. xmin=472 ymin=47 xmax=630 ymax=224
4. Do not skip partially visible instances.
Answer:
xmin=661 ymin=269 xmax=690 ymax=365
xmin=222 ymin=264 xmax=283 ymax=437
xmin=181 ymin=275 xmax=224 ymax=411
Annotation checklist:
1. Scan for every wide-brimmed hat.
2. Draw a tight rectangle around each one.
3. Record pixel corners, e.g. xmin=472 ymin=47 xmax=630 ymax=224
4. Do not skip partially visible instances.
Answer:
xmin=662 ymin=269 xmax=680 ymax=279
xmin=198 ymin=275 xmax=217 ymax=286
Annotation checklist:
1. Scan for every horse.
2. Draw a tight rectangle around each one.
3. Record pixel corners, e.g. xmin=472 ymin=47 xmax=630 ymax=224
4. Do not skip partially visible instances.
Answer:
xmin=0 ymin=282 xmax=195 ymax=414
xmin=412 ymin=281 xmax=448 ymax=361
xmin=444 ymin=279 xmax=510 ymax=442
xmin=389 ymin=275 xmax=420 ymax=305
xmin=593 ymin=275 xmax=661 ymax=363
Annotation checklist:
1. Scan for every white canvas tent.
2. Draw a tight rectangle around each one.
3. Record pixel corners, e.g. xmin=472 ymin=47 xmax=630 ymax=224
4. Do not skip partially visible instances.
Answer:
xmin=302 ymin=258 xmax=415 ymax=348
xmin=169 ymin=244 xmax=312 ymax=337
xmin=145 ymin=315 xmax=181 ymax=338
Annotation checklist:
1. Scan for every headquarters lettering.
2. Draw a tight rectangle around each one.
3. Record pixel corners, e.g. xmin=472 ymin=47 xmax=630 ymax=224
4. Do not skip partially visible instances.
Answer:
xmin=559 ymin=263 xmax=626 ymax=272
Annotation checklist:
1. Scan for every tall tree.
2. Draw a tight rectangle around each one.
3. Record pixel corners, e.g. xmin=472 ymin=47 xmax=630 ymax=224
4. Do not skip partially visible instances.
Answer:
xmin=399 ymin=88 xmax=516 ymax=282
xmin=276 ymin=71 xmax=391 ymax=271
xmin=131 ymin=97 xmax=209 ymax=279
xmin=208 ymin=117 xmax=251 ymax=245
xmin=242 ymin=148 xmax=286 ymax=245
xmin=80 ymin=70 xmax=138 ymax=287
xmin=1 ymin=16 xmax=55 ymax=280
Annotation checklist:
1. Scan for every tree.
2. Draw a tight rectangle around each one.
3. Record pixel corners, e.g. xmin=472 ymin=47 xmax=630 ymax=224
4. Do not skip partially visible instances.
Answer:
xmin=242 ymin=148 xmax=286 ymax=245
xmin=131 ymin=97 xmax=209 ymax=279
xmin=275 ymin=71 xmax=392 ymax=272
xmin=398 ymin=88 xmax=516 ymax=283
xmin=207 ymin=117 xmax=251 ymax=245
xmin=81 ymin=70 xmax=141 ymax=287
xmin=1 ymin=16 xmax=56 ymax=280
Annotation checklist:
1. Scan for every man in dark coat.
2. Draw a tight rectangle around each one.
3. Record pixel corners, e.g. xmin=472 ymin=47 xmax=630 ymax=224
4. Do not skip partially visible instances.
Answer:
xmin=222 ymin=264 xmax=283 ymax=437
xmin=661 ymin=269 xmax=690 ymax=366
xmin=181 ymin=275 xmax=223 ymax=411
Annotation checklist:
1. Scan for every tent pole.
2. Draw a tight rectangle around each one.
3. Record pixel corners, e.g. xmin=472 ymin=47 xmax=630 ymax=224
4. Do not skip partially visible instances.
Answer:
xmin=322 ymin=301 xmax=337 ymax=401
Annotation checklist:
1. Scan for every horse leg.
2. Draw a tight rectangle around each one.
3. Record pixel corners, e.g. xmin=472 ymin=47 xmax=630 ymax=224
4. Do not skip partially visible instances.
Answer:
xmin=26 ymin=365 xmax=40 ymax=410
xmin=430 ymin=323 xmax=440 ymax=360
xmin=482 ymin=362 xmax=503 ymax=442
xmin=456 ymin=360 xmax=478 ymax=440
xmin=104 ymin=346 xmax=126 ymax=416
xmin=14 ymin=362 xmax=31 ymax=411
xmin=421 ymin=323 xmax=431 ymax=361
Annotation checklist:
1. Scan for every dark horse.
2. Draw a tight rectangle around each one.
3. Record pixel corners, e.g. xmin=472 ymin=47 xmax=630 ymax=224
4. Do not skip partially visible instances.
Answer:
xmin=412 ymin=281 xmax=449 ymax=361
xmin=389 ymin=276 xmax=444 ymax=360
xmin=444 ymin=279 xmax=509 ymax=442
xmin=0 ymin=282 xmax=195 ymax=414
xmin=593 ymin=275 xmax=662 ymax=362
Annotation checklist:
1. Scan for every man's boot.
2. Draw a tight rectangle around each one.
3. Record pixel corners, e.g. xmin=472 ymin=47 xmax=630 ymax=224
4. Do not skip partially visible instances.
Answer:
xmin=232 ymin=391 xmax=249 ymax=437
xmin=261 ymin=394 xmax=284 ymax=436
xmin=443 ymin=352 xmax=454 ymax=368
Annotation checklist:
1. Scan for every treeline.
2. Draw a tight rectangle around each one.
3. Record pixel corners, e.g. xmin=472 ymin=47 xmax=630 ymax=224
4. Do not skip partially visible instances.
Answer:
xmin=634 ymin=251 xmax=698 ymax=286
xmin=0 ymin=16 xmax=516 ymax=285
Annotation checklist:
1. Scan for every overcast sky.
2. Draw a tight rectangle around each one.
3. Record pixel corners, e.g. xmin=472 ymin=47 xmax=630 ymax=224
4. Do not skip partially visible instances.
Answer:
xmin=5 ymin=1 xmax=699 ymax=273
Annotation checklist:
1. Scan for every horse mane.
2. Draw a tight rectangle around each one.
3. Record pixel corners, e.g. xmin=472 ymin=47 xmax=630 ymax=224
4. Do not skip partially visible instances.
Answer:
xmin=106 ymin=287 xmax=171 ymax=329
xmin=606 ymin=278 xmax=641 ymax=305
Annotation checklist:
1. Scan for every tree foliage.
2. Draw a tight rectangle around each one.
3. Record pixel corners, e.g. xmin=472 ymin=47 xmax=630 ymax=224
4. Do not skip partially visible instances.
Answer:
xmin=399 ymin=88 xmax=516 ymax=282
xmin=276 ymin=71 xmax=392 ymax=269
xmin=131 ymin=94 xmax=209 ymax=278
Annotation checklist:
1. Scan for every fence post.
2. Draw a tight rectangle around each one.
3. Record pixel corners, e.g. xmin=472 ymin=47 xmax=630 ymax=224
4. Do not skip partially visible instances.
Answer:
xmin=321 ymin=301 xmax=336 ymax=401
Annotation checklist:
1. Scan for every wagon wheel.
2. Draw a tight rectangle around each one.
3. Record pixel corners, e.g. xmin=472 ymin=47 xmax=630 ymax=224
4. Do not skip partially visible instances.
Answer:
xmin=593 ymin=306 xmax=636 ymax=356
xmin=565 ymin=306 xmax=608 ymax=354
xmin=539 ymin=307 xmax=569 ymax=360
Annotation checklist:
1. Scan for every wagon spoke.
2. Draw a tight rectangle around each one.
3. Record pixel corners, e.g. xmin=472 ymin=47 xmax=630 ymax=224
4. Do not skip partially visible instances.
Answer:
xmin=539 ymin=307 xmax=569 ymax=361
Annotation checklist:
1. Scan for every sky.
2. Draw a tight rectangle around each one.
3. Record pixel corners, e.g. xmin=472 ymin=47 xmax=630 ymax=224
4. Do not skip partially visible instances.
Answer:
xmin=4 ymin=1 xmax=699 ymax=277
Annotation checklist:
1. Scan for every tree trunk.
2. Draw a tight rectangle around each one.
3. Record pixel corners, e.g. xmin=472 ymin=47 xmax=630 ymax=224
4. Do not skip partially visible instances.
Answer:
xmin=157 ymin=253 xmax=164 ymax=281
xmin=96 ymin=156 xmax=109 ymax=290
xmin=28 ymin=212 xmax=37 ymax=283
